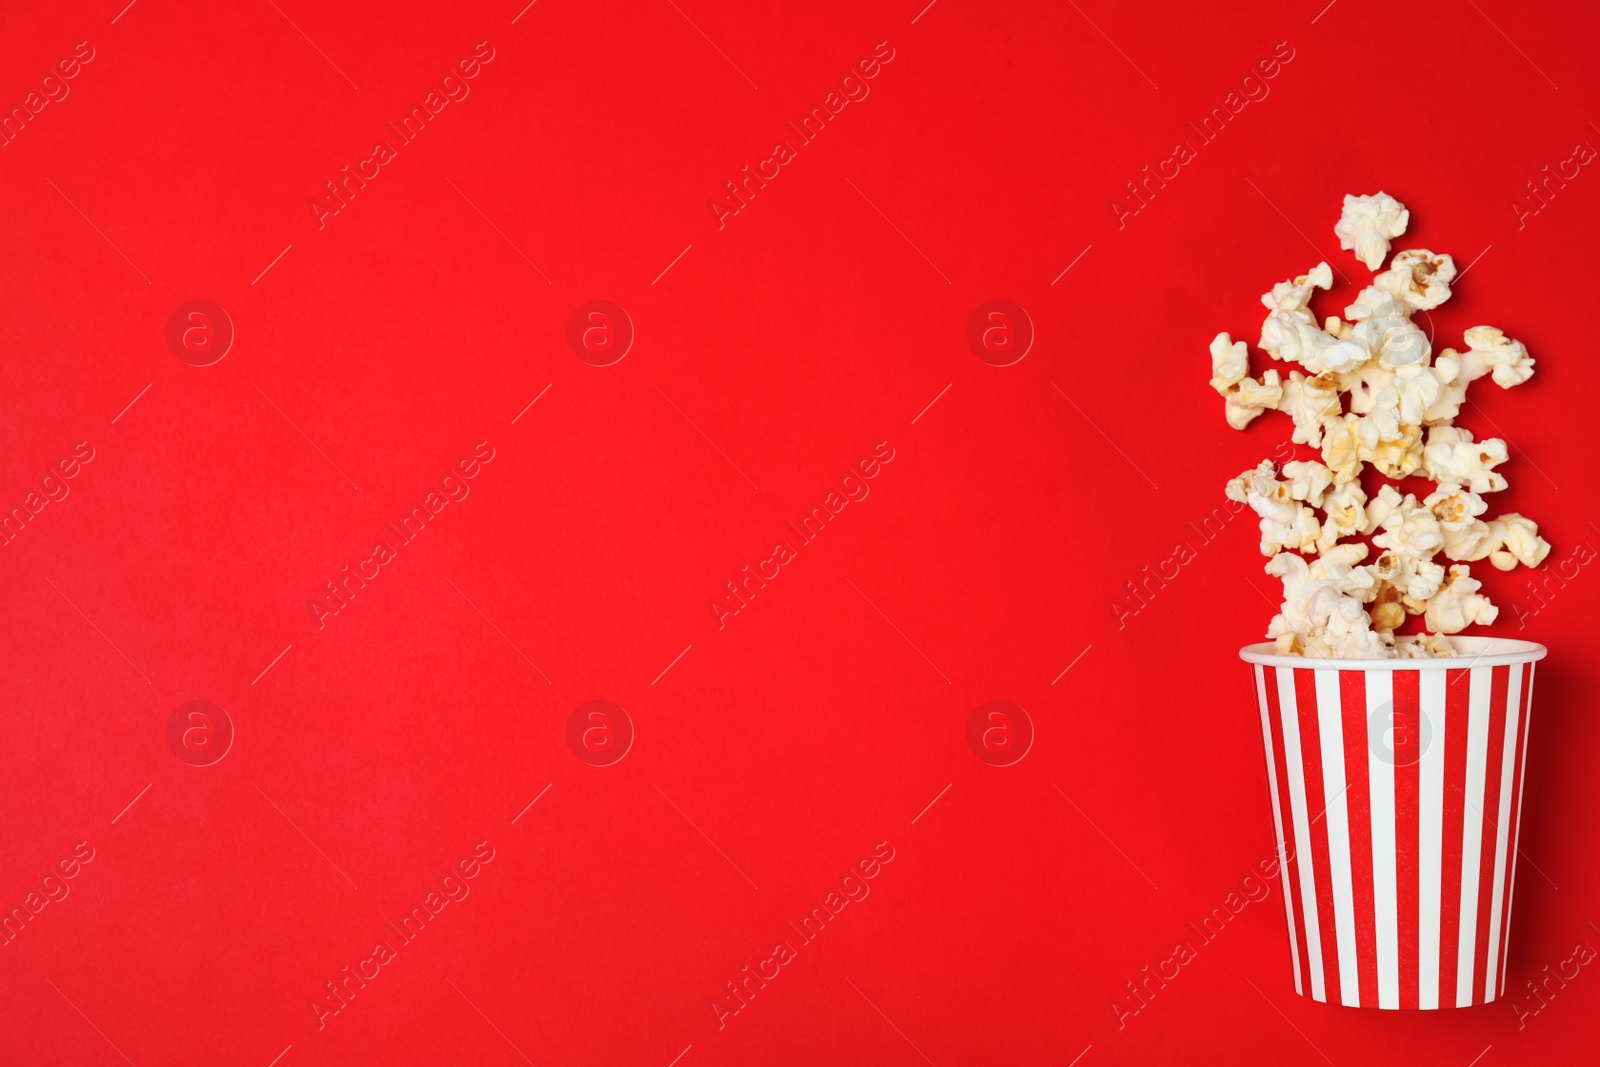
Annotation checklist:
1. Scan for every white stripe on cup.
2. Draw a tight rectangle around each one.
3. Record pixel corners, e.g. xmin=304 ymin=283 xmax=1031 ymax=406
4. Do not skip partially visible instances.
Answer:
xmin=1484 ymin=663 xmax=1523 ymax=1000
xmin=1366 ymin=670 xmax=1400 ymax=1008
xmin=1417 ymin=669 xmax=1447 ymax=1010
xmin=1500 ymin=663 xmax=1535 ymax=999
xmin=1277 ymin=667 xmax=1326 ymax=1001
xmin=1256 ymin=665 xmax=1303 ymax=995
xmin=1314 ymin=668 xmax=1360 ymax=1006
xmin=1456 ymin=665 xmax=1494 ymax=1006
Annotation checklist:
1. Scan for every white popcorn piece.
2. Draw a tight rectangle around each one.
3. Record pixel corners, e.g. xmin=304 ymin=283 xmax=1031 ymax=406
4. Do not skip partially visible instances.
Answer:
xmin=1224 ymin=370 xmax=1283 ymax=429
xmin=1357 ymin=418 xmax=1424 ymax=479
xmin=1262 ymin=262 xmax=1333 ymax=313
xmin=1227 ymin=461 xmax=1323 ymax=556
xmin=1487 ymin=513 xmax=1552 ymax=571
xmin=1373 ymin=493 xmax=1445 ymax=560
xmin=1362 ymin=484 xmax=1404 ymax=534
xmin=1422 ymin=425 xmax=1509 ymax=493
xmin=1275 ymin=371 xmax=1342 ymax=446
xmin=1462 ymin=326 xmax=1536 ymax=389
xmin=1336 ymin=192 xmax=1410 ymax=271
xmin=1393 ymin=633 xmax=1456 ymax=657
xmin=1375 ymin=249 xmax=1458 ymax=311
xmin=1317 ymin=481 xmax=1368 ymax=552
xmin=1424 ymin=565 xmax=1499 ymax=634
xmin=1319 ymin=414 xmax=1364 ymax=483
xmin=1209 ymin=332 xmax=1249 ymax=393
xmin=1282 ymin=460 xmax=1335 ymax=509
xmin=1370 ymin=550 xmax=1446 ymax=604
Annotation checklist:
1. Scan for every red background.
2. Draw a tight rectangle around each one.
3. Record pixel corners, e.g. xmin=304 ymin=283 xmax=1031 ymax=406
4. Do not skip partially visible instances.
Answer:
xmin=2 ymin=1 xmax=1597 ymax=1063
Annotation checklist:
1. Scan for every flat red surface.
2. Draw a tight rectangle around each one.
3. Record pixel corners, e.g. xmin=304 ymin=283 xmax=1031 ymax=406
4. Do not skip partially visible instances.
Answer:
xmin=2 ymin=1 xmax=1597 ymax=1064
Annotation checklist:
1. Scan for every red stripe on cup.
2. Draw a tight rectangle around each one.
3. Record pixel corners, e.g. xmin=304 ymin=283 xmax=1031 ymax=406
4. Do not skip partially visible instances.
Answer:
xmin=1340 ymin=670 xmax=1379 ymax=1009
xmin=1392 ymin=670 xmax=1421 ymax=1008
xmin=1496 ymin=664 xmax=1535 ymax=997
xmin=1472 ymin=667 xmax=1511 ymax=1000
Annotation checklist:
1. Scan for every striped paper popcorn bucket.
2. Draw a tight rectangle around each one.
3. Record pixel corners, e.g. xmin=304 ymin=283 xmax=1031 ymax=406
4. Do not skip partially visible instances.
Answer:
xmin=1241 ymin=637 xmax=1547 ymax=1010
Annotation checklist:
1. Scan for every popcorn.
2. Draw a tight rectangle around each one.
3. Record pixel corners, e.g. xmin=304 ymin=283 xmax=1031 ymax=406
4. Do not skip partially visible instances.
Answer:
xmin=1275 ymin=371 xmax=1342 ymax=446
xmin=1422 ymin=425 xmax=1508 ymax=493
xmin=1462 ymin=326 xmax=1535 ymax=389
xmin=1208 ymin=195 xmax=1549 ymax=657
xmin=1488 ymin=513 xmax=1552 ymax=571
xmin=1424 ymin=566 xmax=1499 ymax=634
xmin=1335 ymin=192 xmax=1409 ymax=270
xmin=1226 ymin=460 xmax=1323 ymax=555
xmin=1375 ymin=249 xmax=1457 ymax=311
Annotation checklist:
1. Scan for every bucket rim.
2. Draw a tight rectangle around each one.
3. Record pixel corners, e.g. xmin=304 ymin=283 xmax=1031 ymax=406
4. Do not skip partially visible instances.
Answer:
xmin=1240 ymin=635 xmax=1547 ymax=671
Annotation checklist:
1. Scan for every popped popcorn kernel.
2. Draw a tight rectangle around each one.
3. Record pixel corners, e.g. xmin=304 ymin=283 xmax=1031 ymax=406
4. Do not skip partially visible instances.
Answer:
xmin=1376 ymin=249 xmax=1458 ymax=311
xmin=1335 ymin=192 xmax=1409 ymax=271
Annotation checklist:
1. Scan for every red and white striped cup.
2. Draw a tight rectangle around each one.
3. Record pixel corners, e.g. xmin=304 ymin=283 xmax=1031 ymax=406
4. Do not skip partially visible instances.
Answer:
xmin=1241 ymin=637 xmax=1546 ymax=1009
